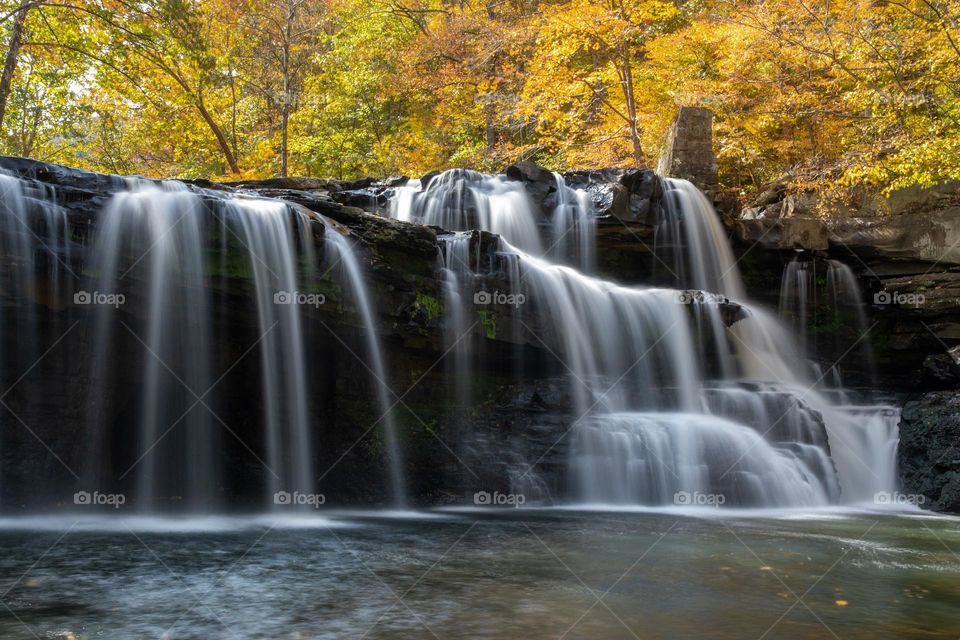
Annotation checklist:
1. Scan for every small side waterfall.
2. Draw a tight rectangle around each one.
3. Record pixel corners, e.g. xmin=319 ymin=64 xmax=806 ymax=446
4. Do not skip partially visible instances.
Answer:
xmin=388 ymin=169 xmax=597 ymax=268
xmin=324 ymin=227 xmax=407 ymax=506
xmin=1 ymin=172 xmax=78 ymax=506
xmin=388 ymin=169 xmax=544 ymax=255
xmin=779 ymin=258 xmax=813 ymax=357
xmin=777 ymin=256 xmax=877 ymax=385
xmin=438 ymin=232 xmax=474 ymax=415
xmin=549 ymin=172 xmax=595 ymax=271
xmin=827 ymin=259 xmax=877 ymax=383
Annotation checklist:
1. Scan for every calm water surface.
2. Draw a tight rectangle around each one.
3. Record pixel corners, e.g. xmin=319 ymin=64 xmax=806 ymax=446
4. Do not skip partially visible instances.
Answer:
xmin=0 ymin=509 xmax=957 ymax=639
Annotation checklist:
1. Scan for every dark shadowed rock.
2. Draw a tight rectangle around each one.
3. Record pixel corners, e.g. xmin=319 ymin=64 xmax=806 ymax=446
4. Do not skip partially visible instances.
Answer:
xmin=923 ymin=346 xmax=960 ymax=388
xmin=899 ymin=391 xmax=960 ymax=514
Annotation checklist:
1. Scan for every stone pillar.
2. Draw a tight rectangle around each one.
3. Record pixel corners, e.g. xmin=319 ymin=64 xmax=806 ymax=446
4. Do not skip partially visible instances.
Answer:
xmin=657 ymin=106 xmax=719 ymax=195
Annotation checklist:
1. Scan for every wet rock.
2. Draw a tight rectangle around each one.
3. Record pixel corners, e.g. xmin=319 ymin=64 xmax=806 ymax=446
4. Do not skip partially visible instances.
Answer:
xmin=898 ymin=391 xmax=960 ymax=514
xmin=504 ymin=160 xmax=555 ymax=185
xmin=923 ymin=346 xmax=960 ymax=388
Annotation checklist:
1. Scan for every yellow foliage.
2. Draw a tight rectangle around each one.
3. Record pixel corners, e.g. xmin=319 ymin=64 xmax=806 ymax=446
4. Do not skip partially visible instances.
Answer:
xmin=0 ymin=0 xmax=956 ymax=195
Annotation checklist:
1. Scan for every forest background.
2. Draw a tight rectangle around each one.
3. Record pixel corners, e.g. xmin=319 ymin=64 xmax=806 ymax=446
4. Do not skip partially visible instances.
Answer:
xmin=0 ymin=0 xmax=957 ymax=201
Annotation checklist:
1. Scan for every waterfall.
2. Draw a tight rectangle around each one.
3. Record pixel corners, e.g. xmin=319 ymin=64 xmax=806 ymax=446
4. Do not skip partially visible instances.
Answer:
xmin=82 ymin=184 xmax=406 ymax=510
xmin=387 ymin=169 xmax=544 ymax=255
xmin=777 ymin=257 xmax=877 ymax=386
xmin=779 ymin=258 xmax=813 ymax=357
xmin=0 ymin=160 xmax=903 ymax=513
xmin=657 ymin=178 xmax=745 ymax=299
xmin=549 ymin=172 xmax=595 ymax=271
xmin=827 ymin=259 xmax=877 ymax=384
xmin=389 ymin=171 xmax=899 ymax=508
xmin=438 ymin=232 xmax=474 ymax=415
xmin=222 ymin=197 xmax=315 ymax=507
xmin=388 ymin=169 xmax=598 ymax=269
xmin=323 ymin=227 xmax=408 ymax=506
xmin=85 ymin=188 xmax=319 ymax=510
xmin=87 ymin=186 xmax=217 ymax=511
xmin=0 ymin=172 xmax=77 ymax=506
xmin=572 ymin=413 xmax=832 ymax=507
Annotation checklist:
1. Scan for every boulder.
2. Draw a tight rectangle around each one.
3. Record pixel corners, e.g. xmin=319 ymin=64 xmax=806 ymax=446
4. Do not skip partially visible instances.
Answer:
xmin=898 ymin=391 xmax=960 ymax=514
xmin=923 ymin=346 xmax=960 ymax=388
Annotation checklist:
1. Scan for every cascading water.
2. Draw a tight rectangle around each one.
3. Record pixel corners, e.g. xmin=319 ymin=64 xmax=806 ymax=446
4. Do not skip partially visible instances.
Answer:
xmin=549 ymin=172 xmax=594 ymax=271
xmin=222 ymin=197 xmax=315 ymax=507
xmin=323 ymin=226 xmax=407 ymax=506
xmin=779 ymin=257 xmax=813 ymax=358
xmin=657 ymin=179 xmax=745 ymax=298
xmin=392 ymin=170 xmax=900 ymax=507
xmin=778 ymin=256 xmax=876 ymax=385
xmin=827 ymin=259 xmax=877 ymax=384
xmin=86 ymin=185 xmax=217 ymax=511
xmin=0 ymin=160 xmax=901 ymax=513
xmin=388 ymin=169 xmax=544 ymax=255
xmin=437 ymin=232 xmax=475 ymax=414
xmin=389 ymin=169 xmax=597 ymax=269
xmin=0 ymin=172 xmax=78 ymax=505
xmin=84 ymin=187 xmax=320 ymax=510
xmin=0 ymin=169 xmax=411 ymax=512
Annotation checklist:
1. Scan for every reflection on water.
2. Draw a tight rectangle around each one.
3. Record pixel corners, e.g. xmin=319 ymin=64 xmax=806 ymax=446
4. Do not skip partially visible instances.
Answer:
xmin=0 ymin=511 xmax=957 ymax=639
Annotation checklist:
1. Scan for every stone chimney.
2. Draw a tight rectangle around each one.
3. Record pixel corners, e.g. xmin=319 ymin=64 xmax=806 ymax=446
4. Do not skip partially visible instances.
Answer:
xmin=657 ymin=106 xmax=719 ymax=196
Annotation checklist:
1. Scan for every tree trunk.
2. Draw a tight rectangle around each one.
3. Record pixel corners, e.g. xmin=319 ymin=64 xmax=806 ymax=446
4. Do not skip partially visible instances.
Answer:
xmin=0 ymin=2 xmax=30 ymax=132
xmin=619 ymin=55 xmax=643 ymax=167
xmin=279 ymin=1 xmax=293 ymax=177
xmin=196 ymin=98 xmax=240 ymax=174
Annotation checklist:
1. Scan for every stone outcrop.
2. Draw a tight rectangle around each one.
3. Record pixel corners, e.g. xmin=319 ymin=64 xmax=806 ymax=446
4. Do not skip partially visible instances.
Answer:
xmin=733 ymin=180 xmax=960 ymax=263
xmin=657 ymin=106 xmax=719 ymax=196
xmin=898 ymin=391 xmax=960 ymax=514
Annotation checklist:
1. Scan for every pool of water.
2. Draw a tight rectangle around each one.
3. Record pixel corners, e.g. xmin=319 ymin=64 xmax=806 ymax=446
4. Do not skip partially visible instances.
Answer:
xmin=0 ymin=509 xmax=958 ymax=639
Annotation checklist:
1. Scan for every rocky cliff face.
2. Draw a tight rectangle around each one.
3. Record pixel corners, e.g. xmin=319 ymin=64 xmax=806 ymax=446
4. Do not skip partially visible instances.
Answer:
xmin=899 ymin=392 xmax=960 ymax=513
